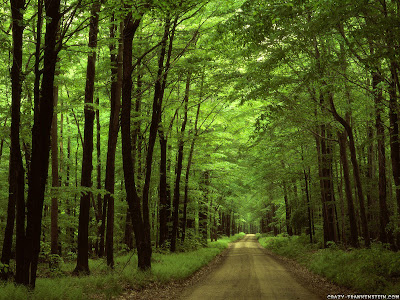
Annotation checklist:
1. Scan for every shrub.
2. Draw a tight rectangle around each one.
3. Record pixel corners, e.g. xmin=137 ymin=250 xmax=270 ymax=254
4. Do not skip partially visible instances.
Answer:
xmin=258 ymin=235 xmax=400 ymax=294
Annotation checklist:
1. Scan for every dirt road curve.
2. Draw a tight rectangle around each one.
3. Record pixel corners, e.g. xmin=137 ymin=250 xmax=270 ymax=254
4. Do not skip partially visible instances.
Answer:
xmin=179 ymin=234 xmax=320 ymax=300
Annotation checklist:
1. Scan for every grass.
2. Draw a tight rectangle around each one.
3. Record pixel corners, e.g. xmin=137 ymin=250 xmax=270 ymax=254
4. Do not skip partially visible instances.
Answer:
xmin=257 ymin=234 xmax=400 ymax=294
xmin=0 ymin=233 xmax=245 ymax=300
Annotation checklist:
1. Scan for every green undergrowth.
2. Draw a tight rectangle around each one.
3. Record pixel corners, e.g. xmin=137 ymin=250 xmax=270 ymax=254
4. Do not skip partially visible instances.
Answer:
xmin=257 ymin=234 xmax=400 ymax=294
xmin=0 ymin=233 xmax=245 ymax=300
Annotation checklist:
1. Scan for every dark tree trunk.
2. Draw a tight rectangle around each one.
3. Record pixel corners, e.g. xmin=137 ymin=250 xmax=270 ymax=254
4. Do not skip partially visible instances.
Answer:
xmin=0 ymin=117 xmax=8 ymax=164
xmin=22 ymin=0 xmax=61 ymax=287
xmin=304 ymin=170 xmax=313 ymax=243
xmin=33 ymin=0 xmax=43 ymax=124
xmin=74 ymin=0 xmax=101 ymax=274
xmin=121 ymin=12 xmax=152 ymax=271
xmin=315 ymin=124 xmax=337 ymax=246
xmin=338 ymin=131 xmax=359 ymax=248
xmin=329 ymin=95 xmax=370 ymax=247
xmin=171 ymin=72 xmax=190 ymax=252
xmin=182 ymin=69 xmax=203 ymax=242
xmin=94 ymin=96 xmax=102 ymax=255
xmin=159 ymin=133 xmax=169 ymax=247
xmin=373 ymin=72 xmax=395 ymax=248
xmin=388 ymin=63 xmax=400 ymax=248
xmin=313 ymin=37 xmax=338 ymax=246
xmin=366 ymin=124 xmax=375 ymax=238
xmin=225 ymin=211 xmax=231 ymax=237
xmin=124 ymin=208 xmax=134 ymax=250
xmin=282 ymin=178 xmax=293 ymax=236
xmin=104 ymin=19 xmax=123 ymax=267
xmin=51 ymin=86 xmax=59 ymax=255
xmin=181 ymin=102 xmax=200 ymax=242
xmin=2 ymin=0 xmax=25 ymax=280
xmin=199 ymin=171 xmax=209 ymax=244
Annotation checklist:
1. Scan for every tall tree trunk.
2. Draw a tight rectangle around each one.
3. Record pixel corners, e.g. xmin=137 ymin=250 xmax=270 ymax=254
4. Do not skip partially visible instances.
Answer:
xmin=0 ymin=117 xmax=8 ymax=164
xmin=51 ymin=86 xmax=59 ymax=255
xmin=2 ymin=0 xmax=25 ymax=281
xmin=313 ymin=36 xmax=337 ymax=246
xmin=171 ymin=72 xmax=190 ymax=252
xmin=121 ymin=11 xmax=150 ymax=270
xmin=282 ymin=174 xmax=293 ymax=236
xmin=366 ymin=124 xmax=376 ymax=238
xmin=94 ymin=96 xmax=102 ymax=255
xmin=74 ymin=0 xmax=101 ymax=274
xmin=329 ymin=95 xmax=370 ymax=247
xmin=199 ymin=171 xmax=209 ymax=245
xmin=158 ymin=133 xmax=169 ymax=247
xmin=181 ymin=102 xmax=201 ymax=242
xmin=388 ymin=63 xmax=400 ymax=248
xmin=338 ymin=131 xmax=359 ymax=248
xmin=104 ymin=19 xmax=123 ymax=267
xmin=373 ymin=72 xmax=395 ymax=247
xmin=22 ymin=0 xmax=61 ymax=287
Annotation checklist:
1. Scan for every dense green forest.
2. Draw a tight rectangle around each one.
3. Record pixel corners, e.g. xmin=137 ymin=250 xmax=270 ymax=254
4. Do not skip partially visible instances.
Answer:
xmin=1 ymin=0 xmax=400 ymax=297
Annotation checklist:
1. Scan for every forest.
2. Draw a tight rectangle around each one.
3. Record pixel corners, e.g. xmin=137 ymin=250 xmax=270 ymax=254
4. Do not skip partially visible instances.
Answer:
xmin=1 ymin=0 xmax=400 ymax=298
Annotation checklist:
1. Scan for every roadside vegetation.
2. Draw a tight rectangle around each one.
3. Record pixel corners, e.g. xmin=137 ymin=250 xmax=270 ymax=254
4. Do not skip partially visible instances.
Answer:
xmin=0 ymin=233 xmax=244 ymax=300
xmin=256 ymin=234 xmax=400 ymax=294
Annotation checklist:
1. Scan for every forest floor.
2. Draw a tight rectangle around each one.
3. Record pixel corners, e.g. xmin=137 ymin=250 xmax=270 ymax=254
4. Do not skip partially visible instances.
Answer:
xmin=121 ymin=234 xmax=354 ymax=300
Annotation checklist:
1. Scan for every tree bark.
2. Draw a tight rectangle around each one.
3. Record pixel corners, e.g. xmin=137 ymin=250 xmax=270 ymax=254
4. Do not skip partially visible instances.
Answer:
xmin=94 ymin=96 xmax=102 ymax=255
xmin=338 ymin=131 xmax=359 ymax=248
xmin=121 ymin=11 xmax=151 ymax=270
xmin=373 ymin=71 xmax=395 ymax=247
xmin=158 ymin=132 xmax=169 ymax=247
xmin=329 ymin=95 xmax=370 ymax=247
xmin=22 ymin=0 xmax=61 ymax=287
xmin=104 ymin=19 xmax=123 ymax=267
xmin=388 ymin=63 xmax=400 ymax=248
xmin=74 ymin=0 xmax=101 ymax=274
xmin=171 ymin=72 xmax=190 ymax=252
xmin=199 ymin=171 xmax=209 ymax=245
xmin=181 ymin=102 xmax=201 ymax=242
xmin=51 ymin=86 xmax=59 ymax=255
xmin=282 ymin=175 xmax=293 ymax=236
xmin=2 ymin=0 xmax=25 ymax=280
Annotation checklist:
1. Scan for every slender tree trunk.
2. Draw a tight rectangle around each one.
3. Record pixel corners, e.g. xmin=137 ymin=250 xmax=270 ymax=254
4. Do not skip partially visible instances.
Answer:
xmin=329 ymin=95 xmax=370 ymax=247
xmin=74 ymin=0 xmax=101 ymax=274
xmin=33 ymin=0 xmax=43 ymax=124
xmin=171 ymin=72 xmax=190 ymax=252
xmin=282 ymin=176 xmax=292 ymax=236
xmin=124 ymin=208 xmax=134 ymax=250
xmin=181 ymin=102 xmax=201 ymax=242
xmin=199 ymin=171 xmax=209 ymax=244
xmin=104 ymin=19 xmax=123 ymax=267
xmin=2 ymin=0 xmax=25 ymax=281
xmin=94 ymin=96 xmax=102 ymax=255
xmin=366 ymin=124 xmax=375 ymax=238
xmin=373 ymin=72 xmax=395 ymax=247
xmin=23 ymin=0 xmax=61 ymax=286
xmin=0 ymin=117 xmax=8 ymax=164
xmin=121 ymin=12 xmax=150 ymax=270
xmin=388 ymin=63 xmax=400 ymax=248
xmin=159 ymin=133 xmax=169 ymax=247
xmin=51 ymin=86 xmax=59 ymax=255
xmin=338 ymin=131 xmax=359 ymax=248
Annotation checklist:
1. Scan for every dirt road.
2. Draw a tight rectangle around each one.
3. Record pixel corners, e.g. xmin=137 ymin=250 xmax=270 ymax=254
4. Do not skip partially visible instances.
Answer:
xmin=179 ymin=234 xmax=320 ymax=300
